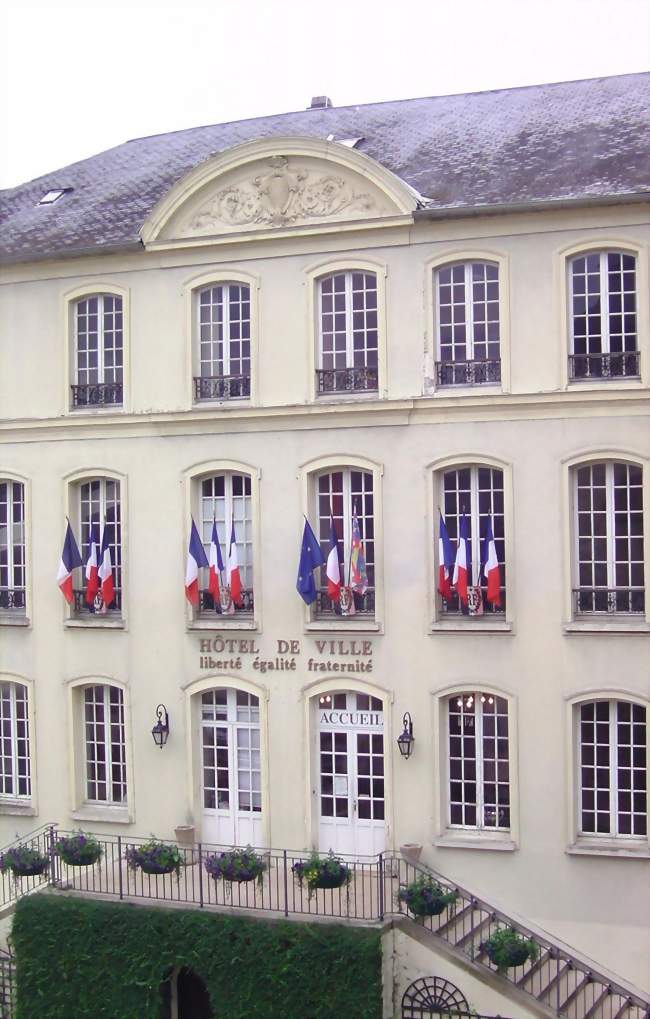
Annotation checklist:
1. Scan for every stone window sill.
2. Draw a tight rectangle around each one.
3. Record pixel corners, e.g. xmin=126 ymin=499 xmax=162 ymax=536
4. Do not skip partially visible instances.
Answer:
xmin=188 ymin=617 xmax=258 ymax=632
xmin=65 ymin=617 xmax=126 ymax=630
xmin=435 ymin=833 xmax=517 ymax=852
xmin=430 ymin=619 xmax=512 ymax=634
xmin=71 ymin=806 xmax=132 ymax=825
xmin=192 ymin=399 xmax=252 ymax=410
xmin=306 ymin=619 xmax=383 ymax=634
xmin=432 ymin=384 xmax=503 ymax=397
xmin=0 ymin=801 xmax=37 ymax=817
xmin=566 ymin=839 xmax=650 ymax=859
xmin=564 ymin=620 xmax=649 ymax=635
xmin=0 ymin=615 xmax=30 ymax=627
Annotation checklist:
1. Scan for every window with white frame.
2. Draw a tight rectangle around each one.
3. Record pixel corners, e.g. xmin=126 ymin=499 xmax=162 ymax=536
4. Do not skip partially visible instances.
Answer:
xmin=76 ymin=478 xmax=122 ymax=615
xmin=72 ymin=295 xmax=123 ymax=407
xmin=447 ymin=692 xmax=510 ymax=831
xmin=315 ymin=468 xmax=375 ymax=616
xmin=83 ymin=685 xmax=127 ymax=805
xmin=573 ymin=462 xmax=644 ymax=614
xmin=568 ymin=251 xmax=639 ymax=380
xmin=0 ymin=682 xmax=31 ymax=801
xmin=198 ymin=472 xmax=253 ymax=614
xmin=201 ymin=689 xmax=261 ymax=813
xmin=577 ymin=700 xmax=647 ymax=838
xmin=435 ymin=262 xmax=501 ymax=387
xmin=194 ymin=284 xmax=251 ymax=401
xmin=438 ymin=465 xmax=505 ymax=614
xmin=0 ymin=480 xmax=26 ymax=615
xmin=316 ymin=271 xmax=378 ymax=395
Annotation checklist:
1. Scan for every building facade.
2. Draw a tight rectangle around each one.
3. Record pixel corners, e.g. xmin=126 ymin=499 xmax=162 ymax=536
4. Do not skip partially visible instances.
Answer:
xmin=1 ymin=74 xmax=649 ymax=1011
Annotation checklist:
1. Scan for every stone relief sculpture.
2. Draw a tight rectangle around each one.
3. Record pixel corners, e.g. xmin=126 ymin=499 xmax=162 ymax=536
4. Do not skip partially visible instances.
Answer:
xmin=190 ymin=156 xmax=375 ymax=231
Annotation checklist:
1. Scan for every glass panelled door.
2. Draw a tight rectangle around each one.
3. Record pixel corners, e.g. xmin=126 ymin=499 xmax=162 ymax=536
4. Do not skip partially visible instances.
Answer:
xmin=318 ymin=692 xmax=385 ymax=856
xmin=201 ymin=689 xmax=262 ymax=847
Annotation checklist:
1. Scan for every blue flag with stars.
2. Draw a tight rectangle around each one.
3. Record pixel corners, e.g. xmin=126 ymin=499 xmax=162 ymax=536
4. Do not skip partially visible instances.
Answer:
xmin=296 ymin=518 xmax=326 ymax=604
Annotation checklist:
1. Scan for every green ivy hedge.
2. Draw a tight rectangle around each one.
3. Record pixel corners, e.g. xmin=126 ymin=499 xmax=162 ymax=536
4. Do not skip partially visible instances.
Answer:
xmin=12 ymin=893 xmax=382 ymax=1019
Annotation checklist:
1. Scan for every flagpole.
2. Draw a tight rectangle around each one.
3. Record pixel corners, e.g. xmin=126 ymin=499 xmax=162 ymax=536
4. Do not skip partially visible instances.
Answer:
xmin=347 ymin=501 xmax=356 ymax=587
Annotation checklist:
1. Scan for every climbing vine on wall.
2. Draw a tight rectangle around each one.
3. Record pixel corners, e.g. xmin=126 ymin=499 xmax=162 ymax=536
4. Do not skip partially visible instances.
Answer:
xmin=12 ymin=894 xmax=382 ymax=1019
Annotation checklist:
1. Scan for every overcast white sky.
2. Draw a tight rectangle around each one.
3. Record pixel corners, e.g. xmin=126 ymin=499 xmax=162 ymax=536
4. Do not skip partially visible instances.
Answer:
xmin=1 ymin=0 xmax=648 ymax=189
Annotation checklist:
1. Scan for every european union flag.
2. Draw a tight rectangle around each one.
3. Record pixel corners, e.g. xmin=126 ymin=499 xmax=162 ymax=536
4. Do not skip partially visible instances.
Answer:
xmin=296 ymin=518 xmax=326 ymax=605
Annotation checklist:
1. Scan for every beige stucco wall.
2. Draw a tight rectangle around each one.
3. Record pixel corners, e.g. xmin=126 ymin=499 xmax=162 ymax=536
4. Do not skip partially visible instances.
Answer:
xmin=0 ymin=196 xmax=649 ymax=993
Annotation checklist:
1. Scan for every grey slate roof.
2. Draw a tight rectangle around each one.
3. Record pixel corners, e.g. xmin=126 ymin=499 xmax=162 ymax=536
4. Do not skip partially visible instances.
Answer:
xmin=1 ymin=73 xmax=649 ymax=265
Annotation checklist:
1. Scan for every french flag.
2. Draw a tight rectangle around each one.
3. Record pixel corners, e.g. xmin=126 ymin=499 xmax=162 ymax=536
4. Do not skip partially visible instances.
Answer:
xmin=208 ymin=520 xmax=224 ymax=605
xmin=482 ymin=516 xmax=502 ymax=606
xmin=326 ymin=517 xmax=341 ymax=602
xmin=185 ymin=517 xmax=209 ymax=607
xmin=85 ymin=523 xmax=101 ymax=606
xmin=438 ymin=512 xmax=454 ymax=600
xmin=98 ymin=525 xmax=115 ymax=609
xmin=453 ymin=513 xmax=470 ymax=605
xmin=57 ymin=521 xmax=82 ymax=604
xmin=227 ymin=523 xmax=243 ymax=607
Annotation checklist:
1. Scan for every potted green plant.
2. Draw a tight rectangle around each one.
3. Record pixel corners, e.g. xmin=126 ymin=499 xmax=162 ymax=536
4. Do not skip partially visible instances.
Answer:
xmin=483 ymin=926 xmax=539 ymax=972
xmin=0 ymin=845 xmax=49 ymax=878
xmin=125 ymin=839 xmax=182 ymax=876
xmin=398 ymin=875 xmax=458 ymax=918
xmin=56 ymin=832 xmax=103 ymax=867
xmin=292 ymin=851 xmax=351 ymax=896
xmin=204 ymin=846 xmax=266 ymax=888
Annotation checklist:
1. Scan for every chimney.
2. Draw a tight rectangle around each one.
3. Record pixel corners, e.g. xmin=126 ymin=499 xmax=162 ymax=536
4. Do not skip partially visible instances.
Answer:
xmin=308 ymin=96 xmax=333 ymax=110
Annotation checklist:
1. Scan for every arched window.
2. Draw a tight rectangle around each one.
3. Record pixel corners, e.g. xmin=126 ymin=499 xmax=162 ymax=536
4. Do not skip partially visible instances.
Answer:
xmin=576 ymin=699 xmax=646 ymax=838
xmin=313 ymin=467 xmax=375 ymax=617
xmin=0 ymin=479 xmax=26 ymax=617
xmin=194 ymin=283 xmax=251 ymax=401
xmin=568 ymin=251 xmax=639 ymax=380
xmin=572 ymin=461 xmax=644 ymax=615
xmin=195 ymin=471 xmax=254 ymax=616
xmin=72 ymin=294 xmax=124 ymax=407
xmin=446 ymin=692 xmax=511 ymax=832
xmin=316 ymin=271 xmax=378 ymax=394
xmin=83 ymin=684 xmax=127 ymax=805
xmin=71 ymin=477 xmax=122 ymax=616
xmin=434 ymin=261 xmax=501 ymax=387
xmin=0 ymin=681 xmax=31 ymax=801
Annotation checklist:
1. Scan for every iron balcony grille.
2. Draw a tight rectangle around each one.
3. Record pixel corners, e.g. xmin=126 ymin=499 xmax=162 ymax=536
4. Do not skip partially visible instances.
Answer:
xmin=71 ymin=383 xmax=123 ymax=407
xmin=194 ymin=375 xmax=251 ymax=401
xmin=73 ymin=589 xmax=122 ymax=616
xmin=314 ymin=589 xmax=375 ymax=617
xmin=441 ymin=587 xmax=506 ymax=615
xmin=0 ymin=588 xmax=26 ymax=612
xmin=573 ymin=587 xmax=645 ymax=615
xmin=199 ymin=588 xmax=254 ymax=615
xmin=435 ymin=359 xmax=501 ymax=387
xmin=569 ymin=351 xmax=640 ymax=380
xmin=316 ymin=367 xmax=379 ymax=395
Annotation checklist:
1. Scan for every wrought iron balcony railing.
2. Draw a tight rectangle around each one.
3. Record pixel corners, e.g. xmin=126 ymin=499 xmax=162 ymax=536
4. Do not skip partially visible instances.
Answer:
xmin=314 ymin=589 xmax=375 ymax=617
xmin=569 ymin=351 xmax=640 ymax=380
xmin=441 ymin=587 xmax=506 ymax=616
xmin=71 ymin=382 xmax=123 ymax=407
xmin=435 ymin=359 xmax=501 ymax=387
xmin=199 ymin=588 xmax=254 ymax=615
xmin=316 ymin=367 xmax=378 ymax=395
xmin=72 ymin=589 xmax=123 ymax=615
xmin=573 ymin=586 xmax=645 ymax=615
xmin=0 ymin=588 xmax=26 ymax=612
xmin=194 ymin=375 xmax=251 ymax=401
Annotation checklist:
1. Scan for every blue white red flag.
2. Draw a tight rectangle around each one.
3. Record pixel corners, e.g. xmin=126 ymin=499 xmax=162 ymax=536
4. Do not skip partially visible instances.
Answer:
xmin=453 ymin=513 xmax=470 ymax=605
xmin=208 ymin=520 xmax=224 ymax=605
xmin=85 ymin=523 xmax=101 ymax=606
xmin=349 ymin=509 xmax=368 ymax=595
xmin=481 ymin=516 xmax=501 ymax=606
xmin=185 ymin=517 xmax=209 ymax=607
xmin=98 ymin=525 xmax=115 ymax=610
xmin=296 ymin=518 xmax=326 ymax=604
xmin=326 ymin=517 xmax=341 ymax=602
xmin=57 ymin=521 xmax=82 ymax=604
xmin=438 ymin=512 xmax=455 ymax=600
xmin=227 ymin=523 xmax=243 ymax=607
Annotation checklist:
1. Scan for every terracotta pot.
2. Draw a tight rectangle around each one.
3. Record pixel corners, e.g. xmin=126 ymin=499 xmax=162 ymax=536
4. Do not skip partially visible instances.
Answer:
xmin=174 ymin=825 xmax=196 ymax=846
xmin=400 ymin=843 xmax=423 ymax=862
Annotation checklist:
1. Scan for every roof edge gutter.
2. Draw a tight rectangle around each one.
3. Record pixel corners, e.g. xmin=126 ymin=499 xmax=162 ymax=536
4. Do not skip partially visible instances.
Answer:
xmin=413 ymin=191 xmax=650 ymax=221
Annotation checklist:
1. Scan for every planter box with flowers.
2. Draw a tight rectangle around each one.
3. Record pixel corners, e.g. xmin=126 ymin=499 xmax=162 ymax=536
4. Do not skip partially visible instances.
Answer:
xmin=57 ymin=832 xmax=103 ymax=867
xmin=292 ymin=851 xmax=352 ymax=897
xmin=483 ymin=926 xmax=539 ymax=972
xmin=204 ymin=847 xmax=266 ymax=889
xmin=398 ymin=875 xmax=458 ymax=918
xmin=0 ymin=845 xmax=49 ymax=879
xmin=125 ymin=839 xmax=182 ymax=877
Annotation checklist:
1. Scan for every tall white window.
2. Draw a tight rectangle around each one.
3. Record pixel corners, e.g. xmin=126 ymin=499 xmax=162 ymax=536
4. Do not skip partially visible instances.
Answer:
xmin=315 ymin=468 xmax=375 ymax=616
xmin=77 ymin=478 xmax=122 ymax=615
xmin=448 ymin=692 xmax=510 ymax=831
xmin=201 ymin=689 xmax=261 ymax=814
xmin=0 ymin=480 xmax=26 ymax=615
xmin=317 ymin=271 xmax=378 ymax=394
xmin=574 ymin=462 xmax=644 ymax=614
xmin=578 ymin=700 xmax=647 ymax=838
xmin=195 ymin=284 xmax=251 ymax=400
xmin=0 ymin=682 xmax=31 ymax=800
xmin=199 ymin=473 xmax=253 ymax=614
xmin=72 ymin=295 xmax=123 ymax=407
xmin=439 ymin=465 xmax=505 ymax=613
xmin=84 ymin=685 xmax=127 ymax=804
xmin=569 ymin=251 xmax=639 ymax=380
xmin=435 ymin=262 xmax=501 ymax=386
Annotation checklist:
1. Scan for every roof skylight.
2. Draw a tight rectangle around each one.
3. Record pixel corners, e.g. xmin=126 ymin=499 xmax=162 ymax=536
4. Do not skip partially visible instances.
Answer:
xmin=37 ymin=188 xmax=72 ymax=206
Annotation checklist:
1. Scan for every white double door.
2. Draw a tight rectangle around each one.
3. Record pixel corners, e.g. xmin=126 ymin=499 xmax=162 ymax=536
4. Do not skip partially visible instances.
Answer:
xmin=200 ymin=688 xmax=263 ymax=847
xmin=318 ymin=694 xmax=386 ymax=857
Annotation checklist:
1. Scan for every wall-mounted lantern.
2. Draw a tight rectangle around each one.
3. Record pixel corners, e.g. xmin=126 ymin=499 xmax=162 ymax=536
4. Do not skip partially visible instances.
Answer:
xmin=151 ymin=704 xmax=170 ymax=748
xmin=397 ymin=712 xmax=414 ymax=759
